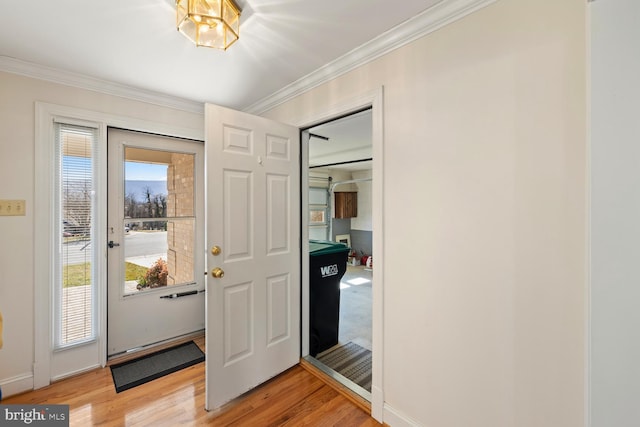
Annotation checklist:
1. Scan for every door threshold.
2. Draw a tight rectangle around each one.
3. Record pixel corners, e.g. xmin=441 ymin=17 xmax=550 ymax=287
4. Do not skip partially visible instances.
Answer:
xmin=300 ymin=356 xmax=371 ymax=413
xmin=107 ymin=330 xmax=204 ymax=366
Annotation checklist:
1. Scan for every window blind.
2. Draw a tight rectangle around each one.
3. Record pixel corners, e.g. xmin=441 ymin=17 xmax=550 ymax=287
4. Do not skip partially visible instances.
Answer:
xmin=55 ymin=123 xmax=99 ymax=347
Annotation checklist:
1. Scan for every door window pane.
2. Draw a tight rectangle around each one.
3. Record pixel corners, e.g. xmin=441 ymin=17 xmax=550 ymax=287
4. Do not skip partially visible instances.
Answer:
xmin=309 ymin=187 xmax=328 ymax=240
xmin=123 ymin=148 xmax=196 ymax=295
xmin=309 ymin=226 xmax=328 ymax=241
xmin=309 ymin=209 xmax=326 ymax=224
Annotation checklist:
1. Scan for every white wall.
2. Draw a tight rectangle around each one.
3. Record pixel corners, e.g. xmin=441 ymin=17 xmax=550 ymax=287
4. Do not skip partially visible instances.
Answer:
xmin=0 ymin=71 xmax=203 ymax=395
xmin=352 ymin=170 xmax=372 ymax=231
xmin=328 ymin=169 xmax=356 ymax=192
xmin=264 ymin=0 xmax=587 ymax=425
xmin=590 ymin=1 xmax=640 ymax=425
xmin=0 ymin=0 xmax=591 ymax=423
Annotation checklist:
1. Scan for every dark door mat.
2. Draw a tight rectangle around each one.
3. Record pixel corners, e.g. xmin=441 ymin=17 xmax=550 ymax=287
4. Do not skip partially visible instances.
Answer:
xmin=110 ymin=341 xmax=205 ymax=393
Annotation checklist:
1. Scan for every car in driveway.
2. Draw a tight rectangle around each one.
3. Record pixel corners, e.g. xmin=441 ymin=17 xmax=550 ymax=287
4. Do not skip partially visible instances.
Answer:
xmin=63 ymin=220 xmax=89 ymax=237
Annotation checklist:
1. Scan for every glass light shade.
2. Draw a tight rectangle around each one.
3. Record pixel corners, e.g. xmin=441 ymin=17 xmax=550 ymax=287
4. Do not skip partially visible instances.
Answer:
xmin=176 ymin=0 xmax=240 ymax=50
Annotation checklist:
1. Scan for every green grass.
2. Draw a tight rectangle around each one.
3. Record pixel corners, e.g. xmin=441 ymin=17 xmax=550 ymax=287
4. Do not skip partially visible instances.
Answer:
xmin=126 ymin=263 xmax=149 ymax=282
xmin=63 ymin=262 xmax=148 ymax=288
xmin=62 ymin=236 xmax=90 ymax=244
xmin=63 ymin=263 xmax=91 ymax=288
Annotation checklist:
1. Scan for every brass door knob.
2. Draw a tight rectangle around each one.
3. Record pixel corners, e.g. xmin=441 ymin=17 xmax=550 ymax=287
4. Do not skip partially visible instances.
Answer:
xmin=211 ymin=267 xmax=224 ymax=278
xmin=211 ymin=245 xmax=222 ymax=256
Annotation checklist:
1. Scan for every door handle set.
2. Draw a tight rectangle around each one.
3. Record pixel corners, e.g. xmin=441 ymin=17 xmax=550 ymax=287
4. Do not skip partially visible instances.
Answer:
xmin=211 ymin=267 xmax=224 ymax=278
xmin=107 ymin=240 xmax=120 ymax=249
xmin=210 ymin=245 xmax=224 ymax=278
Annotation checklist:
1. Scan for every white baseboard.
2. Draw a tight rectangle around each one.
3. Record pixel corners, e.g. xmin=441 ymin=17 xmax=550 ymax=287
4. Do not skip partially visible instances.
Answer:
xmin=384 ymin=403 xmax=423 ymax=427
xmin=51 ymin=364 xmax=101 ymax=383
xmin=371 ymin=385 xmax=384 ymax=421
xmin=0 ymin=373 xmax=34 ymax=399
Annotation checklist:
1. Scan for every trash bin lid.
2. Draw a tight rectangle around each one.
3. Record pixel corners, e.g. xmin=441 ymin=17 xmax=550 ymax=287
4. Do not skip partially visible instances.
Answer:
xmin=309 ymin=240 xmax=350 ymax=256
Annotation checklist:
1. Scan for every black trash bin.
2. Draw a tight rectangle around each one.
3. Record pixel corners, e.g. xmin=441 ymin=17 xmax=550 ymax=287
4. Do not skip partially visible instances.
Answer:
xmin=309 ymin=239 xmax=350 ymax=357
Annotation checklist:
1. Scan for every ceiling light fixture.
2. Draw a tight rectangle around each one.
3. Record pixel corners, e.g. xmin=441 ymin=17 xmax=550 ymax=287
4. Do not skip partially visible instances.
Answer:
xmin=176 ymin=0 xmax=241 ymax=50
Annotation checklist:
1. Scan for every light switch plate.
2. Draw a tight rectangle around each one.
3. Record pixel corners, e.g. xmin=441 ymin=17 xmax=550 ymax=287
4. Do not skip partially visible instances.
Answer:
xmin=0 ymin=200 xmax=26 ymax=216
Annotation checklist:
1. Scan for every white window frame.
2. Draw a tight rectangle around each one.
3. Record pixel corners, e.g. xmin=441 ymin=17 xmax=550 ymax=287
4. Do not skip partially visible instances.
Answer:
xmin=34 ymin=102 xmax=203 ymax=388
xmin=35 ymin=106 xmax=107 ymax=386
xmin=53 ymin=120 xmax=101 ymax=349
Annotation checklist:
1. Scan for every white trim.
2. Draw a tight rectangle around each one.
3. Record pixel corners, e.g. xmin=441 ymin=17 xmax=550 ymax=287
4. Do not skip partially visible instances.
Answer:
xmin=0 ymin=56 xmax=204 ymax=115
xmin=51 ymin=364 xmax=102 ymax=383
xmin=37 ymin=102 xmax=204 ymax=142
xmin=34 ymin=104 xmax=55 ymax=389
xmin=371 ymin=385 xmax=385 ymax=423
xmin=244 ymin=0 xmax=497 ymax=115
xmin=585 ymin=3 xmax=593 ymax=426
xmin=383 ymin=403 xmax=422 ymax=427
xmin=370 ymin=88 xmax=385 ymax=422
xmin=0 ymin=373 xmax=34 ymax=399
xmin=295 ymin=87 xmax=385 ymax=422
xmin=300 ymin=131 xmax=311 ymax=357
xmin=35 ymin=105 xmax=107 ymax=386
xmin=34 ymin=102 xmax=204 ymax=389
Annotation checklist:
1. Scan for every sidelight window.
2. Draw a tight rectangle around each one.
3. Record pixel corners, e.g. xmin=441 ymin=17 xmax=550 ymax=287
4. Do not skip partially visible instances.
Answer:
xmin=54 ymin=123 xmax=99 ymax=348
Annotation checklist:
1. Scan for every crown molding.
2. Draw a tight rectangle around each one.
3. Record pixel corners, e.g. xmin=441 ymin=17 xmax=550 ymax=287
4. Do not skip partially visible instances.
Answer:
xmin=244 ymin=0 xmax=497 ymax=115
xmin=0 ymin=56 xmax=204 ymax=115
xmin=0 ymin=0 xmax=495 ymax=117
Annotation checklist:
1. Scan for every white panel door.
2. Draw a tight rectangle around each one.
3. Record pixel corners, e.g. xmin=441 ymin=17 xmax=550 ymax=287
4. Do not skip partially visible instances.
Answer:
xmin=205 ymin=104 xmax=300 ymax=410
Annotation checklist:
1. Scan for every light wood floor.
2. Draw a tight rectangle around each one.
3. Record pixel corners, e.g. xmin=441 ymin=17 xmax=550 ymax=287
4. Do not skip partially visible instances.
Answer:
xmin=3 ymin=336 xmax=381 ymax=426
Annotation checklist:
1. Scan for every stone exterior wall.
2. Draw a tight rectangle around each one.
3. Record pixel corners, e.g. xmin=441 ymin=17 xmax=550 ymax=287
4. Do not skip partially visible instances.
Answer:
xmin=166 ymin=153 xmax=195 ymax=286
